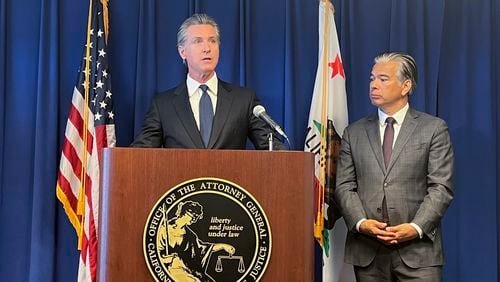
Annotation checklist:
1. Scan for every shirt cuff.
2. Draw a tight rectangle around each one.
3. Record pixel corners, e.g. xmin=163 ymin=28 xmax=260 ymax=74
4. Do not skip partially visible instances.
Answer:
xmin=356 ymin=218 xmax=367 ymax=232
xmin=410 ymin=223 xmax=423 ymax=239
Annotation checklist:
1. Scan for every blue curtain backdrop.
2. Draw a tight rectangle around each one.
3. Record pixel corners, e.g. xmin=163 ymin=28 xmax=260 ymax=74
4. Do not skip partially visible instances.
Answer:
xmin=0 ymin=0 xmax=498 ymax=281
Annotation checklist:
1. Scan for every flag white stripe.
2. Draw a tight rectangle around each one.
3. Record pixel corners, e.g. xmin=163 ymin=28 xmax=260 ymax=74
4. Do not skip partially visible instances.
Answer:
xmin=78 ymin=256 xmax=91 ymax=282
xmin=64 ymin=117 xmax=84 ymax=162
xmin=72 ymin=87 xmax=86 ymax=117
xmin=59 ymin=153 xmax=82 ymax=196
xmin=88 ymin=135 xmax=100 ymax=236
xmin=106 ymin=124 xmax=116 ymax=146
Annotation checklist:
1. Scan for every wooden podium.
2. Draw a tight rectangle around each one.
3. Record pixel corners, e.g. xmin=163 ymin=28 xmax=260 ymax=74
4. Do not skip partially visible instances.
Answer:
xmin=98 ymin=148 xmax=314 ymax=281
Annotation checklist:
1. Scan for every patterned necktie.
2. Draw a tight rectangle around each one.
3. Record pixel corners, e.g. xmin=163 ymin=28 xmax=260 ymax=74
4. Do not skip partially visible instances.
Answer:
xmin=382 ymin=117 xmax=396 ymax=168
xmin=381 ymin=117 xmax=396 ymax=224
xmin=199 ymin=84 xmax=213 ymax=147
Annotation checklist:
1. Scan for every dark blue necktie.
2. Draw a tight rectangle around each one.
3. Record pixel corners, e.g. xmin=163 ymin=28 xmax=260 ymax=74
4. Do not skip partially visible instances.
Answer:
xmin=199 ymin=84 xmax=213 ymax=147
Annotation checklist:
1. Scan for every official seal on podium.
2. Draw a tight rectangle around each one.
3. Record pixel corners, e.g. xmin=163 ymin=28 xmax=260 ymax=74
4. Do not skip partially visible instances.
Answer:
xmin=143 ymin=177 xmax=272 ymax=282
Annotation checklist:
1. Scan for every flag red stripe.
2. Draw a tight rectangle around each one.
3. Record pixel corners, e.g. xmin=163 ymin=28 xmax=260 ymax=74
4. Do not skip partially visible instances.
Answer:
xmin=79 ymin=173 xmax=94 ymax=263
xmin=68 ymin=104 xmax=85 ymax=139
xmin=57 ymin=172 xmax=79 ymax=211
xmin=87 ymin=209 xmax=98 ymax=282
xmin=95 ymin=125 xmax=108 ymax=149
xmin=95 ymin=125 xmax=108 ymax=162
xmin=86 ymin=131 xmax=95 ymax=154
xmin=84 ymin=173 xmax=98 ymax=282
xmin=68 ymin=102 xmax=96 ymax=157
xmin=80 ymin=231 xmax=89 ymax=262
xmin=62 ymin=140 xmax=83 ymax=178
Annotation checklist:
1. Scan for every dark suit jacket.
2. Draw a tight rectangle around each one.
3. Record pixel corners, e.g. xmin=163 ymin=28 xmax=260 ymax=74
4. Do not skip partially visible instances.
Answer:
xmin=334 ymin=107 xmax=454 ymax=268
xmin=131 ymin=80 xmax=285 ymax=150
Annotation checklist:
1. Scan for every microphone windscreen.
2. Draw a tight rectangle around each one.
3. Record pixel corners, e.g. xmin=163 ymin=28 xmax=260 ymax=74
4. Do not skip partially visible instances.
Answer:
xmin=253 ymin=105 xmax=266 ymax=117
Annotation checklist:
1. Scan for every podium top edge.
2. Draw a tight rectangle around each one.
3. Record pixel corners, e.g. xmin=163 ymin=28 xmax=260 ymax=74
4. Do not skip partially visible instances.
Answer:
xmin=102 ymin=147 xmax=313 ymax=156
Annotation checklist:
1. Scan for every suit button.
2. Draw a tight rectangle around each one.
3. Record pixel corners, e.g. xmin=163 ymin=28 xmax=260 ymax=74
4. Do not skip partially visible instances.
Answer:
xmin=376 ymin=208 xmax=382 ymax=213
xmin=384 ymin=182 xmax=388 ymax=187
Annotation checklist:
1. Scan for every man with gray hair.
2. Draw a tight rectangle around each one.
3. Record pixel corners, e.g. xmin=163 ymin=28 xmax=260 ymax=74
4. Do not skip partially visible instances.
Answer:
xmin=335 ymin=51 xmax=454 ymax=281
xmin=132 ymin=14 xmax=284 ymax=149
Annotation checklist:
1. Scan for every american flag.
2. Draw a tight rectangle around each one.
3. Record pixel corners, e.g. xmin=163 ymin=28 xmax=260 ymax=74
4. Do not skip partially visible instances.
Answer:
xmin=56 ymin=0 xmax=115 ymax=281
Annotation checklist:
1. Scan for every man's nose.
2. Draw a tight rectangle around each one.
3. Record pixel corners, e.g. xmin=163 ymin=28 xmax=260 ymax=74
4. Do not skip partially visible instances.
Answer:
xmin=202 ymin=42 xmax=211 ymax=53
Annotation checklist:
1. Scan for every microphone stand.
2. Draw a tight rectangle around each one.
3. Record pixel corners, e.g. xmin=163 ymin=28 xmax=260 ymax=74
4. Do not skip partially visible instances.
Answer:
xmin=268 ymin=133 xmax=274 ymax=151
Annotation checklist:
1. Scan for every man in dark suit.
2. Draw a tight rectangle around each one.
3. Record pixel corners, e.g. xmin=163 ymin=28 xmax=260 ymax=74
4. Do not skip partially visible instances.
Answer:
xmin=131 ymin=14 xmax=284 ymax=149
xmin=334 ymin=52 xmax=454 ymax=281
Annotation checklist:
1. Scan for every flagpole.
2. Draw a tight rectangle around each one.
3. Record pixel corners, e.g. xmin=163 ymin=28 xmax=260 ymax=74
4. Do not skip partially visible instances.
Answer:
xmin=314 ymin=0 xmax=331 ymax=244
xmin=78 ymin=0 xmax=94 ymax=249
xmin=101 ymin=0 xmax=109 ymax=43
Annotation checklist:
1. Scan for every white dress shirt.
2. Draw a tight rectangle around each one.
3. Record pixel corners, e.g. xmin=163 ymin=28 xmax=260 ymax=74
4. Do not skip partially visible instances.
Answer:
xmin=377 ymin=103 xmax=409 ymax=146
xmin=186 ymin=73 xmax=218 ymax=130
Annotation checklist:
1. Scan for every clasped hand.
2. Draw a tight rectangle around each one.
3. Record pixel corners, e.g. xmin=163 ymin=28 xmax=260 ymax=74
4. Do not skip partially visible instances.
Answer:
xmin=359 ymin=220 xmax=418 ymax=245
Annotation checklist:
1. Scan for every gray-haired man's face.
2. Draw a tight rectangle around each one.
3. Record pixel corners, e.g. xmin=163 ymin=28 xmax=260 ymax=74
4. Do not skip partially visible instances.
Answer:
xmin=178 ymin=24 xmax=220 ymax=82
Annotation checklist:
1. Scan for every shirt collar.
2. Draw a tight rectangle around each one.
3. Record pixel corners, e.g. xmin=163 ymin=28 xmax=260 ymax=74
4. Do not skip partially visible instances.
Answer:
xmin=186 ymin=73 xmax=218 ymax=97
xmin=378 ymin=103 xmax=409 ymax=126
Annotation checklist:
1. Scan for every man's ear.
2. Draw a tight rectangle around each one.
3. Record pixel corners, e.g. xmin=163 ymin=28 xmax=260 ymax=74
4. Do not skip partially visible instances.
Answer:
xmin=178 ymin=46 xmax=185 ymax=60
xmin=401 ymin=79 xmax=412 ymax=96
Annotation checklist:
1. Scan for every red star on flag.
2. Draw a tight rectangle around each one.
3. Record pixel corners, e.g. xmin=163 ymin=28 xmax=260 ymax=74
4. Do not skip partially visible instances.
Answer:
xmin=328 ymin=54 xmax=345 ymax=78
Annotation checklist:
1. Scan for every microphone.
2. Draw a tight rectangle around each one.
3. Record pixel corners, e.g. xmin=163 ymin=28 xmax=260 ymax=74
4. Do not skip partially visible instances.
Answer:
xmin=253 ymin=105 xmax=289 ymax=140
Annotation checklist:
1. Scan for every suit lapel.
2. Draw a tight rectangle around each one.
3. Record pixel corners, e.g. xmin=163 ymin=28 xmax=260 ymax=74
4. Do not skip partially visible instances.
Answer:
xmin=386 ymin=108 xmax=419 ymax=173
xmin=207 ymin=81 xmax=234 ymax=148
xmin=172 ymin=84 xmax=205 ymax=148
xmin=365 ymin=114 xmax=386 ymax=173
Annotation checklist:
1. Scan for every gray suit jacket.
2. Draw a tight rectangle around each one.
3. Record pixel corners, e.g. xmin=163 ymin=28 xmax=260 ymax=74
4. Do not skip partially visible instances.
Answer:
xmin=131 ymin=80 xmax=285 ymax=150
xmin=334 ymin=107 xmax=454 ymax=268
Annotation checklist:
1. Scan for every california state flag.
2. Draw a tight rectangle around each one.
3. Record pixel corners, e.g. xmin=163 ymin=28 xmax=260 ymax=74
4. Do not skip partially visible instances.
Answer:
xmin=304 ymin=0 xmax=354 ymax=281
